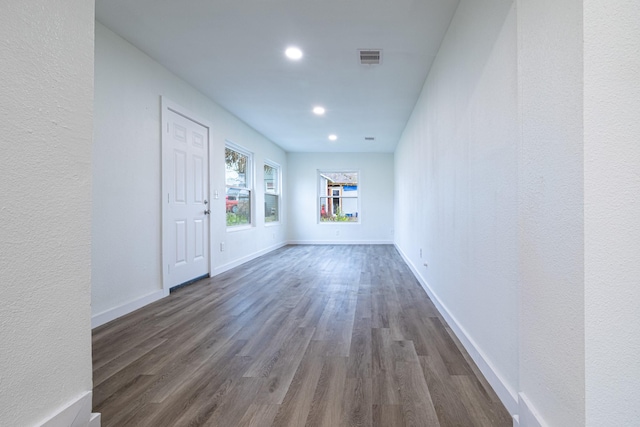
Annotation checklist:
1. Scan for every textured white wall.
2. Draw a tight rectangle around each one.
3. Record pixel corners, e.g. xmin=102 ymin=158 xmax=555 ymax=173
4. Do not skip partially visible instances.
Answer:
xmin=394 ymin=0 xmax=519 ymax=412
xmin=287 ymin=153 xmax=394 ymax=243
xmin=0 ymin=1 xmax=95 ymax=425
xmin=93 ymin=23 xmax=287 ymax=318
xmin=517 ymin=0 xmax=585 ymax=425
xmin=584 ymin=1 xmax=640 ymax=425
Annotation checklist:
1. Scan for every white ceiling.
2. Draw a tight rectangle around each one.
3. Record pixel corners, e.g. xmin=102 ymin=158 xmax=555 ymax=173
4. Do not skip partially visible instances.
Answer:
xmin=96 ymin=0 xmax=460 ymax=153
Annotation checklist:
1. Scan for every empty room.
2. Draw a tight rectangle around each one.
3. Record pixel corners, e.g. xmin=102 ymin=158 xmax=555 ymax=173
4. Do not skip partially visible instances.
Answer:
xmin=1 ymin=0 xmax=639 ymax=426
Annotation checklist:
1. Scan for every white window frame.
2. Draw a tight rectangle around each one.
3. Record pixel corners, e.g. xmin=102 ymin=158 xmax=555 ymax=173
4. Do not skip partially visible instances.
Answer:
xmin=317 ymin=169 xmax=361 ymax=224
xmin=264 ymin=159 xmax=281 ymax=225
xmin=225 ymin=141 xmax=253 ymax=230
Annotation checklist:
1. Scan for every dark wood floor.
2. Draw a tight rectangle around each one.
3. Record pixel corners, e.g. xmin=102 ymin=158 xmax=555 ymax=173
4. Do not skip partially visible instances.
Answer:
xmin=92 ymin=245 xmax=511 ymax=426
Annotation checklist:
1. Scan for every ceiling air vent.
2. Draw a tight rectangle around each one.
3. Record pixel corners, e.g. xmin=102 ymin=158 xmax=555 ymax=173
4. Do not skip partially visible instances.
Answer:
xmin=359 ymin=49 xmax=382 ymax=65
xmin=364 ymin=137 xmax=375 ymax=141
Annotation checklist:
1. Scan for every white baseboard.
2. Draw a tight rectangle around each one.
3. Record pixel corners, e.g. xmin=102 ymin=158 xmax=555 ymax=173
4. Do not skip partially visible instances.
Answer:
xmin=212 ymin=242 xmax=288 ymax=276
xmin=394 ymin=244 xmax=519 ymax=417
xmin=92 ymin=289 xmax=165 ymax=328
xmin=517 ymin=393 xmax=547 ymax=427
xmin=37 ymin=391 xmax=100 ymax=427
xmin=89 ymin=413 xmax=101 ymax=427
xmin=287 ymin=240 xmax=393 ymax=245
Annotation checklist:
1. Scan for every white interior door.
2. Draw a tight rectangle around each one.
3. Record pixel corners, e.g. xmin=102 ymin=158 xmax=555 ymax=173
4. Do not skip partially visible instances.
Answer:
xmin=164 ymin=107 xmax=210 ymax=288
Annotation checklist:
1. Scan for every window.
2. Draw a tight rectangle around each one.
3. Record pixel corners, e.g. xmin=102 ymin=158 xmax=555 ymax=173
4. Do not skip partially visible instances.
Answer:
xmin=225 ymin=143 xmax=252 ymax=227
xmin=318 ymin=171 xmax=359 ymax=222
xmin=264 ymin=161 xmax=280 ymax=223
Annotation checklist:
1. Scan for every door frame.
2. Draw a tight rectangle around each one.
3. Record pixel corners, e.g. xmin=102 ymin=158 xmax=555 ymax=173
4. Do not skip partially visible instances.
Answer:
xmin=160 ymin=96 xmax=212 ymax=296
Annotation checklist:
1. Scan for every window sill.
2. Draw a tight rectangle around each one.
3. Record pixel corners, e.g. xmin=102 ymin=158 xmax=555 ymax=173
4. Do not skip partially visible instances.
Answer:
xmin=226 ymin=224 xmax=253 ymax=233
xmin=318 ymin=220 xmax=361 ymax=225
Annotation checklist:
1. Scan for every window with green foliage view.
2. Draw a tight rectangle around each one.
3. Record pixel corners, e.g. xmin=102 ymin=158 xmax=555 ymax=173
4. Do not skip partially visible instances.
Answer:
xmin=226 ymin=144 xmax=252 ymax=227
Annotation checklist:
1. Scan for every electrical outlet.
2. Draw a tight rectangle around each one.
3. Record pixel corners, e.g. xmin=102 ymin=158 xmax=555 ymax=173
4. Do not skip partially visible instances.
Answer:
xmin=220 ymin=242 xmax=225 ymax=252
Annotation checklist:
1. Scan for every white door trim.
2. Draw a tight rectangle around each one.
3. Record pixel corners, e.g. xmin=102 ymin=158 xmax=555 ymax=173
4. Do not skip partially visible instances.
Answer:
xmin=161 ymin=96 xmax=212 ymax=296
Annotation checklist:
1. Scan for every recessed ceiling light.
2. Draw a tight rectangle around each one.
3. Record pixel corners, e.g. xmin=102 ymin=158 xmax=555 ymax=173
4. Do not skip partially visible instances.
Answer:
xmin=328 ymin=134 xmax=338 ymax=141
xmin=313 ymin=106 xmax=325 ymax=115
xmin=285 ymin=47 xmax=303 ymax=60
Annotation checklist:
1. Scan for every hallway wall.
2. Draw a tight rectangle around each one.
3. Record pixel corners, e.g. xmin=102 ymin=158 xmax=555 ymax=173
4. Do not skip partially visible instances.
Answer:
xmin=395 ymin=0 xmax=640 ymax=425
xmin=0 ymin=1 xmax=95 ymax=425
xmin=584 ymin=0 xmax=640 ymax=424
xmin=394 ymin=0 xmax=520 ymax=415
xmin=517 ymin=0 xmax=585 ymax=424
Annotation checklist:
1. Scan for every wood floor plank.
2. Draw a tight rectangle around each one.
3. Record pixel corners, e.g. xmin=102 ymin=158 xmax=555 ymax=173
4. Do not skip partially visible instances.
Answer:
xmin=424 ymin=316 xmax=475 ymax=376
xmin=92 ymin=244 xmax=511 ymax=427
xmin=236 ymin=404 xmax=280 ymax=427
xmin=271 ymin=354 xmax=324 ymax=427
xmin=396 ymin=360 xmax=440 ymax=426
xmin=371 ymin=294 xmax=390 ymax=329
xmin=452 ymin=375 xmax=514 ymax=427
xmin=100 ymin=338 xmax=247 ymax=427
xmin=371 ymin=328 xmax=402 ymax=405
xmin=251 ymin=327 xmax=316 ymax=404
xmin=94 ymin=374 xmax=157 ymax=426
xmin=92 ymin=337 xmax=167 ymax=387
xmin=372 ymin=404 xmax=405 ymax=427
xmin=305 ymin=357 xmax=348 ymax=427
xmin=347 ymin=314 xmax=372 ymax=378
xmin=418 ymin=354 xmax=476 ymax=426
xmin=342 ymin=377 xmax=373 ymax=427
xmin=154 ymin=352 xmax=253 ymax=427
xmin=203 ymin=377 xmax=264 ymax=427
xmin=147 ymin=333 xmax=239 ymax=404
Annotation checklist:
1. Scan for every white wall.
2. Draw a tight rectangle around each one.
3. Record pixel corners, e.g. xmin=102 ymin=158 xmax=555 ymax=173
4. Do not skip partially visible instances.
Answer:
xmin=518 ymin=0 xmax=585 ymax=424
xmin=395 ymin=0 xmax=640 ymax=425
xmin=584 ymin=1 xmax=640 ymax=425
xmin=394 ymin=0 xmax=519 ymax=415
xmin=287 ymin=153 xmax=394 ymax=244
xmin=93 ymin=22 xmax=287 ymax=325
xmin=0 ymin=1 xmax=95 ymax=425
